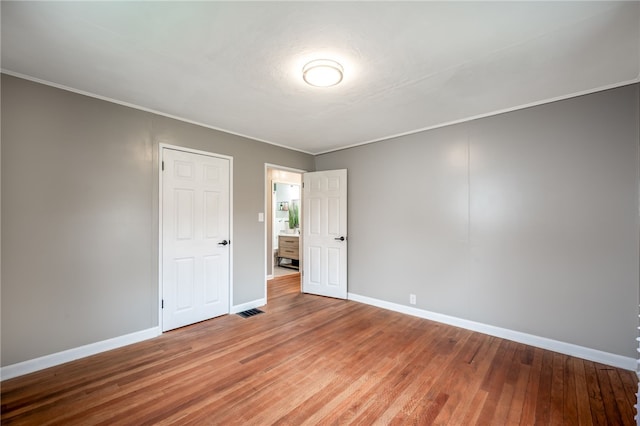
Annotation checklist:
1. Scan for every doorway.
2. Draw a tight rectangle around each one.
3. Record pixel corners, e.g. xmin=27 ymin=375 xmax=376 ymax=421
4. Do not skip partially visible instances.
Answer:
xmin=264 ymin=166 xmax=348 ymax=302
xmin=273 ymin=182 xmax=301 ymax=275
xmin=266 ymin=166 xmax=303 ymax=281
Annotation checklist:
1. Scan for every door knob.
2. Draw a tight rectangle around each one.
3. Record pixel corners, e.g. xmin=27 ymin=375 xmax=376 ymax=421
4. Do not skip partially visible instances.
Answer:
xmin=334 ymin=236 xmax=345 ymax=241
xmin=218 ymin=240 xmax=229 ymax=246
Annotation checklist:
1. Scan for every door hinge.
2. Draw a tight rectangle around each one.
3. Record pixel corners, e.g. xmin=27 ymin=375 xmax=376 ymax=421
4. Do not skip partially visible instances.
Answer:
xmin=162 ymin=161 xmax=165 ymax=171
xmin=161 ymin=299 xmax=164 ymax=309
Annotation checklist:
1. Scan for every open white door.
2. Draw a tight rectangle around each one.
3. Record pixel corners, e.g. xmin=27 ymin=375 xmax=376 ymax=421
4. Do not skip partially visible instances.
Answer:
xmin=302 ymin=169 xmax=347 ymax=299
xmin=162 ymin=148 xmax=230 ymax=331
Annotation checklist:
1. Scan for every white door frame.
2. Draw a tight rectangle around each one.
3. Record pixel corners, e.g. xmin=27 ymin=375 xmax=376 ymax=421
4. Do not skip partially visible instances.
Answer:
xmin=264 ymin=163 xmax=306 ymax=299
xmin=159 ymin=143 xmax=234 ymax=332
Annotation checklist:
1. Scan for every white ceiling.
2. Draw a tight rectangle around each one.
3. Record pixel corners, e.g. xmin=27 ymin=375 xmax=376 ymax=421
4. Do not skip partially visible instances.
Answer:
xmin=2 ymin=1 xmax=639 ymax=154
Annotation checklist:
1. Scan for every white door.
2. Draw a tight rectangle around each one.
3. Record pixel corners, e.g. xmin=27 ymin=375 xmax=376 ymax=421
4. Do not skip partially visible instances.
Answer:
xmin=302 ymin=169 xmax=347 ymax=299
xmin=162 ymin=148 xmax=230 ymax=331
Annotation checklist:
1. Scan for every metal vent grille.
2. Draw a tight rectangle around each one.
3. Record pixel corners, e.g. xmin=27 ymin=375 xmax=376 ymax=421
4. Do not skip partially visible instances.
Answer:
xmin=237 ymin=308 xmax=265 ymax=319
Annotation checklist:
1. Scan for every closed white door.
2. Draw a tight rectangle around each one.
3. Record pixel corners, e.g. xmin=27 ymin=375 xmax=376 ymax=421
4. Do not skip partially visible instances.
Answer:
xmin=302 ymin=169 xmax=347 ymax=299
xmin=162 ymin=148 xmax=230 ymax=332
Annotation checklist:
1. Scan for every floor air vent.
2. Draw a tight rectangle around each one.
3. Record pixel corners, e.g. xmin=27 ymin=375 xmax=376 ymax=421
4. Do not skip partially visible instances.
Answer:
xmin=237 ymin=308 xmax=265 ymax=318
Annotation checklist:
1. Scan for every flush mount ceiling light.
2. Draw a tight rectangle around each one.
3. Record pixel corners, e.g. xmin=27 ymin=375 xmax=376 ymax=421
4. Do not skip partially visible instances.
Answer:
xmin=302 ymin=59 xmax=344 ymax=87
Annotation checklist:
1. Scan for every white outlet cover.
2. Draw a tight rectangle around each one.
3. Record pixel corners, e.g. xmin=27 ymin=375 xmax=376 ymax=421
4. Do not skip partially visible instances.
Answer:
xmin=258 ymin=212 xmax=264 ymax=222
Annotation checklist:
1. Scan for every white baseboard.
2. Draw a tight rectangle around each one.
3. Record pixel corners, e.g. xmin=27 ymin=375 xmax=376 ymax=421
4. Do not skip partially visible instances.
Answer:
xmin=2 ymin=300 xmax=266 ymax=381
xmin=4 ymin=296 xmax=633 ymax=381
xmin=1 ymin=327 xmax=161 ymax=381
xmin=231 ymin=298 xmax=266 ymax=314
xmin=348 ymin=292 xmax=636 ymax=371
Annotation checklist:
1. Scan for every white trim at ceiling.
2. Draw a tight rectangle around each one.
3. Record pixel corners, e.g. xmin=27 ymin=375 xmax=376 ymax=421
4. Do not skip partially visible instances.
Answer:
xmin=2 ymin=69 xmax=638 ymax=156
xmin=0 ymin=69 xmax=314 ymax=156
xmin=314 ymin=76 xmax=640 ymax=155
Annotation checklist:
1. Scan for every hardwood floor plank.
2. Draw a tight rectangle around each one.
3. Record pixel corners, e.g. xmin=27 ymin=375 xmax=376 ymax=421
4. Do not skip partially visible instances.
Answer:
xmin=608 ymin=369 xmax=637 ymax=424
xmin=505 ymin=349 xmax=533 ymax=424
xmin=534 ymin=349 xmax=554 ymax=424
xmin=573 ymin=358 xmax=595 ymax=426
xmin=619 ymin=368 xmax=640 ymax=408
xmin=563 ymin=353 xmax=579 ymax=424
xmin=463 ymin=389 xmax=489 ymax=425
xmin=299 ymin=357 xmax=401 ymax=426
xmin=404 ymin=331 xmax=479 ymax=424
xmin=584 ymin=361 xmax=608 ymax=425
xmin=353 ymin=327 xmax=462 ymax=424
xmin=596 ymin=364 xmax=624 ymax=425
xmin=519 ymin=347 xmax=544 ymax=424
xmin=444 ymin=336 xmax=503 ymax=425
xmin=476 ymin=339 xmax=518 ymax=424
xmin=1 ymin=274 xmax=636 ymax=425
xmin=409 ymin=390 xmax=450 ymax=424
xmin=550 ymin=352 xmax=566 ymax=424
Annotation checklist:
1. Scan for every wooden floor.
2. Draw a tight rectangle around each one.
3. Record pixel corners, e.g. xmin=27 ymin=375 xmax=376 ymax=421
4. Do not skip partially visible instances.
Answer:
xmin=1 ymin=274 xmax=637 ymax=425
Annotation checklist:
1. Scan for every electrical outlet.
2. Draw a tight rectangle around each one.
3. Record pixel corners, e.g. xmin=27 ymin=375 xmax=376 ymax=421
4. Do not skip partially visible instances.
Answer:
xmin=409 ymin=294 xmax=416 ymax=305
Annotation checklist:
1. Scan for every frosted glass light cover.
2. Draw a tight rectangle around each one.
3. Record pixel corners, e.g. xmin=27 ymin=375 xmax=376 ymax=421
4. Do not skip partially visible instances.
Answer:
xmin=302 ymin=59 xmax=344 ymax=87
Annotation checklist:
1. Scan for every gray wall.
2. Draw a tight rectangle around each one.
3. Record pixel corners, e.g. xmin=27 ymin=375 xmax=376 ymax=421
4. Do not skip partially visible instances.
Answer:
xmin=2 ymin=72 xmax=637 ymax=367
xmin=1 ymin=74 xmax=314 ymax=366
xmin=316 ymin=84 xmax=639 ymax=358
